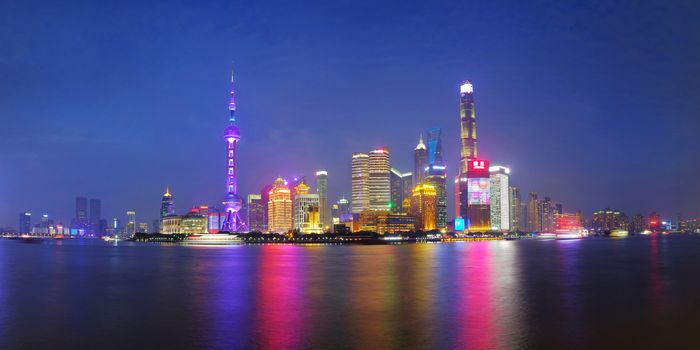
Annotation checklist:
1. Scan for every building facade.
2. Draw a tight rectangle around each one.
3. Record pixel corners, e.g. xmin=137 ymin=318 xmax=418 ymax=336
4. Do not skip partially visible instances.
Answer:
xmin=413 ymin=133 xmax=428 ymax=186
xmin=410 ymin=183 xmax=437 ymax=231
xmin=268 ymin=177 xmax=292 ymax=233
xmin=368 ymin=148 xmax=391 ymax=211
xmin=315 ymin=171 xmax=330 ymax=231
xmin=489 ymin=166 xmax=510 ymax=231
xmin=508 ymin=186 xmax=521 ymax=232
xmin=351 ymin=152 xmax=370 ymax=213
xmin=247 ymin=194 xmax=265 ymax=232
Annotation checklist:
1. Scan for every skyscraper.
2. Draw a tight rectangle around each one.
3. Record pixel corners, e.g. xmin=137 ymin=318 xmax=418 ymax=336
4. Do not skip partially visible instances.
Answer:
xmin=294 ymin=184 xmax=321 ymax=234
xmin=509 ymin=186 xmax=521 ymax=232
xmin=351 ymin=152 xmax=369 ymax=213
xmin=390 ymin=168 xmax=413 ymax=213
xmin=527 ymin=193 xmax=541 ymax=232
xmin=424 ymin=128 xmax=447 ymax=229
xmin=541 ymin=197 xmax=555 ymax=231
xmin=220 ymin=67 xmax=246 ymax=232
xmin=410 ymin=183 xmax=437 ymax=231
xmin=268 ymin=177 xmax=292 ymax=233
xmin=413 ymin=133 xmax=428 ymax=186
xmin=89 ymin=198 xmax=101 ymax=235
xmin=74 ymin=197 xmax=88 ymax=230
xmin=19 ymin=212 xmax=31 ymax=234
xmin=315 ymin=171 xmax=330 ymax=230
xmin=489 ymin=166 xmax=510 ymax=231
xmin=247 ymin=194 xmax=265 ymax=232
xmin=369 ymin=148 xmax=391 ymax=211
xmin=465 ymin=159 xmax=491 ymax=231
xmin=459 ymin=80 xmax=477 ymax=173
xmin=125 ymin=210 xmax=136 ymax=238
xmin=160 ymin=187 xmax=174 ymax=220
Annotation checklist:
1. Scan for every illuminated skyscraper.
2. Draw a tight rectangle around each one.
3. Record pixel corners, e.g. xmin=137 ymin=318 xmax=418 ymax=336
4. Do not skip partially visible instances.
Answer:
xmin=509 ymin=186 xmax=521 ymax=232
xmin=247 ymin=194 xmax=265 ymax=232
xmin=413 ymin=133 xmax=428 ymax=185
xmin=369 ymin=148 xmax=391 ymax=211
xmin=424 ymin=128 xmax=447 ymax=229
xmin=268 ymin=177 xmax=292 ymax=233
xmin=125 ymin=210 xmax=136 ymax=238
xmin=465 ymin=159 xmax=491 ymax=231
xmin=410 ymin=183 xmax=437 ymax=231
xmin=351 ymin=153 xmax=369 ymax=213
xmin=459 ymin=80 xmax=477 ymax=173
xmin=294 ymin=191 xmax=321 ymax=234
xmin=220 ymin=67 xmax=246 ymax=232
xmin=315 ymin=171 xmax=330 ymax=230
xmin=540 ymin=197 xmax=555 ymax=231
xmin=160 ymin=187 xmax=174 ymax=220
xmin=489 ymin=166 xmax=510 ymax=231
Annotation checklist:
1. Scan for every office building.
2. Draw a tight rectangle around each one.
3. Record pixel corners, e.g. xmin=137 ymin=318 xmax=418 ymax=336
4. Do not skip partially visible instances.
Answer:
xmin=74 ymin=197 xmax=89 ymax=230
xmin=125 ymin=211 xmax=136 ymax=238
xmin=315 ymin=171 xmax=330 ymax=231
xmin=19 ymin=212 xmax=31 ymax=234
xmin=160 ymin=187 xmax=174 ymax=220
xmin=508 ymin=186 xmax=521 ymax=232
xmin=390 ymin=168 xmax=413 ymax=212
xmin=489 ymin=166 xmax=510 ymax=231
xmin=527 ymin=193 xmax=541 ymax=232
xmin=414 ymin=133 xmax=428 ymax=185
xmin=247 ymin=194 xmax=265 ymax=232
xmin=410 ymin=183 xmax=437 ymax=231
xmin=294 ymin=182 xmax=321 ymax=233
xmin=368 ymin=148 xmax=391 ymax=211
xmin=358 ymin=210 xmax=415 ymax=234
xmin=592 ymin=209 xmax=627 ymax=232
xmin=351 ymin=153 xmax=370 ymax=213
xmin=268 ymin=177 xmax=292 ymax=233
xmin=181 ymin=211 xmax=208 ymax=234
xmin=161 ymin=215 xmax=181 ymax=234
xmin=465 ymin=159 xmax=491 ymax=231
xmin=541 ymin=197 xmax=556 ymax=231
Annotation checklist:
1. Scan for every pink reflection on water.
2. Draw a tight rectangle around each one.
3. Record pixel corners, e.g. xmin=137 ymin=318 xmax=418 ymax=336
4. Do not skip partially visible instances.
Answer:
xmin=456 ymin=242 xmax=500 ymax=349
xmin=253 ymin=245 xmax=307 ymax=349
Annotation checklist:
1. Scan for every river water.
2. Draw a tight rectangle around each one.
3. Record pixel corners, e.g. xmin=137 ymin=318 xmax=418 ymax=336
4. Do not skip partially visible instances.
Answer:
xmin=0 ymin=235 xmax=699 ymax=349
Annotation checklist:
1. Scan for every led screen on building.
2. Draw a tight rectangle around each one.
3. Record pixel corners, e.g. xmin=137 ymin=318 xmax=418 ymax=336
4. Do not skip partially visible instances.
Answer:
xmin=467 ymin=178 xmax=491 ymax=205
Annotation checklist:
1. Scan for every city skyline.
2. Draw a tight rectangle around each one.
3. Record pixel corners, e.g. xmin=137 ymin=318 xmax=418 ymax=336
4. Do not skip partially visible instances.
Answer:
xmin=1 ymin=1 xmax=699 ymax=228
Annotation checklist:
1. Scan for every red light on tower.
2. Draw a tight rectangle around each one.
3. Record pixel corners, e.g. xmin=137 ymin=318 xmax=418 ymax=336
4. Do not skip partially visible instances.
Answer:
xmin=467 ymin=159 xmax=490 ymax=177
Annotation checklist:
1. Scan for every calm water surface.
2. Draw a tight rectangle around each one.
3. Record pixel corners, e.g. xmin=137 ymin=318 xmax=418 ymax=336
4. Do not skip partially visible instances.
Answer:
xmin=1 ymin=236 xmax=700 ymax=349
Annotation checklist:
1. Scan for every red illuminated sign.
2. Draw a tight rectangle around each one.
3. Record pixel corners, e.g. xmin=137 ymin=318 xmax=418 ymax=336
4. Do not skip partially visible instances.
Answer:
xmin=467 ymin=159 xmax=490 ymax=177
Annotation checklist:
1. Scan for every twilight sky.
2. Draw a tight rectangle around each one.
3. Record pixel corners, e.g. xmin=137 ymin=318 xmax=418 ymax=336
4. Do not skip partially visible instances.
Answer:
xmin=1 ymin=0 xmax=699 ymax=228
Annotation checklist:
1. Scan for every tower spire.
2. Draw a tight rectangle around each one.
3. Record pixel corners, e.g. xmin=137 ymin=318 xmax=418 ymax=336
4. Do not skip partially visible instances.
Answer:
xmin=228 ymin=65 xmax=236 ymax=123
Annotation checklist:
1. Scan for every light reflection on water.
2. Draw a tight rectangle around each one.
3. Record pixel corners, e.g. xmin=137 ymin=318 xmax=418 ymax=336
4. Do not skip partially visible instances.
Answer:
xmin=0 ymin=236 xmax=699 ymax=349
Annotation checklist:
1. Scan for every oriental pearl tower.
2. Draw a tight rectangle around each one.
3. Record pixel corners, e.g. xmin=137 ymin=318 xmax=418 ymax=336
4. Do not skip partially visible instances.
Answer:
xmin=220 ymin=67 xmax=247 ymax=232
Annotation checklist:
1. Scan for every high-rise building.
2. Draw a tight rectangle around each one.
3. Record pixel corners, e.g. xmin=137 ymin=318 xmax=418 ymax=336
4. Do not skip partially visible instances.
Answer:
xmin=390 ymin=168 xmax=413 ymax=213
xmin=648 ymin=211 xmax=661 ymax=232
xmin=459 ymin=80 xmax=477 ymax=173
xmin=19 ymin=212 xmax=31 ymax=234
xmin=247 ymin=194 xmax=265 ymax=232
xmin=351 ymin=153 xmax=370 ymax=213
xmin=293 ymin=180 xmax=321 ymax=233
xmin=410 ymin=183 xmax=437 ymax=231
xmin=160 ymin=187 xmax=174 ymax=220
xmin=541 ymin=197 xmax=556 ymax=231
xmin=268 ymin=177 xmax=292 ymax=233
xmin=138 ymin=222 xmax=149 ymax=233
xmin=369 ymin=148 xmax=391 ymax=211
xmin=423 ymin=128 xmax=447 ymax=229
xmin=89 ymin=199 xmax=102 ymax=234
xmin=152 ymin=219 xmax=160 ymax=234
xmin=220 ymin=68 xmax=246 ymax=232
xmin=456 ymin=81 xmax=479 ymax=227
xmin=260 ymin=184 xmax=272 ymax=232
xmin=465 ymin=159 xmax=491 ymax=231
xmin=629 ymin=214 xmax=646 ymax=234
xmin=489 ymin=166 xmax=510 ymax=231
xmin=592 ymin=209 xmax=627 ymax=232
xmin=413 ymin=133 xmax=428 ymax=186
xmin=125 ymin=211 xmax=136 ymax=238
xmin=527 ymin=193 xmax=541 ymax=232
xmin=315 ymin=171 xmax=330 ymax=231
xmin=74 ymin=197 xmax=88 ymax=229
xmin=508 ymin=186 xmax=521 ymax=232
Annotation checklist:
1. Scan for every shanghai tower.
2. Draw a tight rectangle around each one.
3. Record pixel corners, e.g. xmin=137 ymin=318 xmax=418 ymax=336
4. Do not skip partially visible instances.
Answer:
xmin=220 ymin=67 xmax=247 ymax=232
xmin=459 ymin=80 xmax=476 ymax=173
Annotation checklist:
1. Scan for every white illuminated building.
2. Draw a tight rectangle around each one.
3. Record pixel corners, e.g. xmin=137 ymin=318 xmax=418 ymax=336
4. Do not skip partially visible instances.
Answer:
xmin=489 ymin=166 xmax=510 ymax=231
